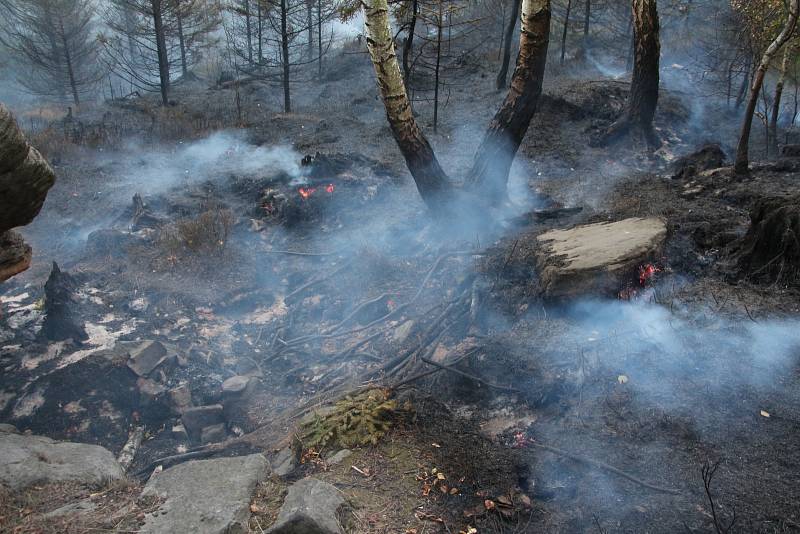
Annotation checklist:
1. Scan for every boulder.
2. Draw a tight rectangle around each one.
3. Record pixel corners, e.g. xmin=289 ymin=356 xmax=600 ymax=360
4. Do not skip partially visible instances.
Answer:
xmin=0 ymin=431 xmax=123 ymax=490
xmin=270 ymin=447 xmax=298 ymax=478
xmin=268 ymin=478 xmax=348 ymax=534
xmin=142 ymin=454 xmax=269 ymax=534
xmin=535 ymin=217 xmax=667 ymax=298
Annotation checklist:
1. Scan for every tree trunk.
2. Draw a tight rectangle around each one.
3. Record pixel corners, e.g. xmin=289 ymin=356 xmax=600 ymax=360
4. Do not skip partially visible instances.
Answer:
xmin=734 ymin=0 xmax=799 ymax=175
xmin=496 ymin=0 xmax=521 ymax=90
xmin=599 ymin=0 xmax=660 ymax=147
xmin=257 ymin=0 xmax=263 ymax=63
xmin=363 ymin=0 xmax=451 ymax=207
xmin=307 ymin=0 xmax=313 ymax=57
xmin=402 ymin=0 xmax=419 ymax=80
xmin=735 ymin=54 xmax=752 ymax=110
xmin=769 ymin=45 xmax=791 ymax=158
xmin=177 ymin=6 xmax=188 ymax=76
xmin=560 ymin=0 xmax=572 ymax=64
xmin=58 ymin=22 xmax=80 ymax=106
xmin=583 ymin=0 xmax=590 ymax=41
xmin=466 ymin=0 xmax=551 ymax=204
xmin=433 ymin=1 xmax=443 ymax=133
xmin=152 ymin=0 xmax=170 ymax=106
xmin=317 ymin=0 xmax=322 ymax=76
xmin=245 ymin=0 xmax=253 ymax=64
xmin=280 ymin=0 xmax=291 ymax=112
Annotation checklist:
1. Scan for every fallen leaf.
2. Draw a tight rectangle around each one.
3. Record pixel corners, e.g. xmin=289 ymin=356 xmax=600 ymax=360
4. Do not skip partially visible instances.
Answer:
xmin=449 ymin=487 xmax=460 ymax=495
xmin=431 ymin=443 xmax=441 ymax=448
xmin=760 ymin=410 xmax=770 ymax=418
xmin=250 ymin=504 xmax=262 ymax=513
xmin=437 ymin=472 xmax=446 ymax=480
xmin=618 ymin=374 xmax=629 ymax=384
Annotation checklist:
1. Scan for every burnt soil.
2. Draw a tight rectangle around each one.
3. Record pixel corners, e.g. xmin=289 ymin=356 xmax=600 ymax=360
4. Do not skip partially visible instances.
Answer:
xmin=2 ymin=46 xmax=800 ymax=534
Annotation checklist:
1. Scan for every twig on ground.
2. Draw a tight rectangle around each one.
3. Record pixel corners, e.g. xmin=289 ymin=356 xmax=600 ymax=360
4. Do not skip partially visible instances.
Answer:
xmin=419 ymin=356 xmax=519 ymax=393
xmin=702 ymin=460 xmax=737 ymax=534
xmin=529 ymin=441 xmax=681 ymax=495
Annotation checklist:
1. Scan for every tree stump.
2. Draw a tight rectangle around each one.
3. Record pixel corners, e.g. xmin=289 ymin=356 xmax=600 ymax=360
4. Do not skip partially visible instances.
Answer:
xmin=734 ymin=195 xmax=800 ymax=283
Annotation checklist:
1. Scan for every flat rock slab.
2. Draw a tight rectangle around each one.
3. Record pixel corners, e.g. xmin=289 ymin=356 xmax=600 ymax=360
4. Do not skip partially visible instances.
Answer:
xmin=142 ymin=453 xmax=268 ymax=534
xmin=0 ymin=431 xmax=124 ymax=490
xmin=268 ymin=478 xmax=346 ymax=534
xmin=536 ymin=217 xmax=667 ymax=298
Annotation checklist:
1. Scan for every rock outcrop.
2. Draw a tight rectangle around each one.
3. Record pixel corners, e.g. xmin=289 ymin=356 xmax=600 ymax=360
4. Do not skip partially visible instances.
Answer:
xmin=0 ymin=103 xmax=56 ymax=282
xmin=268 ymin=478 xmax=349 ymax=534
xmin=0 ymin=426 xmax=124 ymax=490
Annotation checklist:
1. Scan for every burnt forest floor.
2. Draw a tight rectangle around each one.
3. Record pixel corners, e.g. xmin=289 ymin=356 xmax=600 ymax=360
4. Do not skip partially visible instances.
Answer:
xmin=2 ymin=44 xmax=800 ymax=533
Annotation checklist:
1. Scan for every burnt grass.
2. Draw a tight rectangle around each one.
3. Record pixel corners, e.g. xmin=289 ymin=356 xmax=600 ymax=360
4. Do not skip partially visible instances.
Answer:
xmin=2 ymin=48 xmax=800 ymax=533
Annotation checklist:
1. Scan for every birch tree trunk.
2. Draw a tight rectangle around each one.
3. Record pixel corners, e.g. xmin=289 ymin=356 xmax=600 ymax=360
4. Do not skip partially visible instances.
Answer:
xmin=769 ymin=44 xmax=792 ymax=158
xmin=735 ymin=0 xmax=799 ymax=175
xmin=465 ymin=0 xmax=551 ymax=204
xmin=363 ymin=0 xmax=451 ymax=207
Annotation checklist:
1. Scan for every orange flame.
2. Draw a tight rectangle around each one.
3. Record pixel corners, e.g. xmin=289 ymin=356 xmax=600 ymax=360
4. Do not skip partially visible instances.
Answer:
xmin=326 ymin=183 xmax=335 ymax=193
xmin=298 ymin=186 xmax=317 ymax=200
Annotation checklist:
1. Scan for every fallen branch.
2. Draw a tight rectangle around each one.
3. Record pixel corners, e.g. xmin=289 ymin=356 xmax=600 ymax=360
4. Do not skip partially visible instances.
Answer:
xmin=529 ymin=441 xmax=681 ymax=495
xmin=117 ymin=426 xmax=144 ymax=472
xmin=420 ymin=356 xmax=519 ymax=393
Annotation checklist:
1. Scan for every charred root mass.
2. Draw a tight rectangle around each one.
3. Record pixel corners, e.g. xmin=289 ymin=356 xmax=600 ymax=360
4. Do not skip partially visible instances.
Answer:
xmin=591 ymin=0 xmax=660 ymax=149
xmin=734 ymin=195 xmax=800 ymax=284
xmin=41 ymin=262 xmax=88 ymax=342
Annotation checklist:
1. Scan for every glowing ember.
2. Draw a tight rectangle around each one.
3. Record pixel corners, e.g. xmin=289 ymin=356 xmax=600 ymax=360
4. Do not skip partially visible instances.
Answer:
xmin=298 ymin=186 xmax=317 ymax=200
xmin=325 ymin=183 xmax=335 ymax=193
xmin=638 ymin=263 xmax=661 ymax=286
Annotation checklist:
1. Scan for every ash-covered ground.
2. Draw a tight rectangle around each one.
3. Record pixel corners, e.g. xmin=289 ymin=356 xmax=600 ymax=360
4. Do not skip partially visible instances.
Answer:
xmin=2 ymin=39 xmax=800 ymax=534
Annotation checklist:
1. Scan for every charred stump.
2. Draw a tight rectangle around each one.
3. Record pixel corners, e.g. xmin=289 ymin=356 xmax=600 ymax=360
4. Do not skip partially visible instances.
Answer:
xmin=733 ymin=196 xmax=800 ymax=284
xmin=670 ymin=143 xmax=726 ymax=180
xmin=41 ymin=262 xmax=88 ymax=342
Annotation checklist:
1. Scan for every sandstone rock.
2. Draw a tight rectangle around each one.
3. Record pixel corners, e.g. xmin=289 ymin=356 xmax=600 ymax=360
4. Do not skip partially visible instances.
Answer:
xmin=0 ymin=432 xmax=123 ymax=490
xmin=535 ymin=217 xmax=667 ymax=298
xmin=268 ymin=478 xmax=348 ymax=534
xmin=0 ymin=423 xmax=19 ymax=433
xmin=0 ymin=231 xmax=31 ymax=283
xmin=142 ymin=454 xmax=269 ymax=534
xmin=181 ymin=404 xmax=224 ymax=443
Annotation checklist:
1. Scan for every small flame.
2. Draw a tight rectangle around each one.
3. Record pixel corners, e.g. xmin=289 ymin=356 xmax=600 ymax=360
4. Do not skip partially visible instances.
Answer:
xmin=638 ymin=263 xmax=661 ymax=286
xmin=298 ymin=186 xmax=317 ymax=200
xmin=326 ymin=183 xmax=335 ymax=193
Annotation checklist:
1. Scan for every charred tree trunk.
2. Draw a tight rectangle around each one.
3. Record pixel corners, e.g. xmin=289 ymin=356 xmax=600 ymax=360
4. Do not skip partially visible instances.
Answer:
xmin=769 ymin=45 xmax=791 ymax=158
xmin=58 ymin=22 xmax=80 ymax=106
xmin=257 ymin=0 xmax=263 ymax=63
xmin=735 ymin=54 xmax=752 ymax=110
xmin=176 ymin=6 xmax=188 ymax=76
xmin=597 ymin=0 xmax=659 ymax=147
xmin=466 ymin=0 xmax=551 ymax=204
xmin=280 ymin=0 xmax=291 ymax=112
xmin=433 ymin=1 xmax=443 ymax=133
xmin=496 ymin=0 xmax=521 ymax=90
xmin=734 ymin=0 xmax=799 ymax=175
xmin=317 ymin=0 xmax=322 ymax=76
xmin=363 ymin=0 xmax=451 ymax=207
xmin=307 ymin=0 xmax=313 ymax=57
xmin=245 ymin=0 xmax=253 ymax=65
xmin=152 ymin=0 xmax=170 ymax=106
xmin=560 ymin=0 xmax=572 ymax=64
xmin=402 ymin=0 xmax=419 ymax=80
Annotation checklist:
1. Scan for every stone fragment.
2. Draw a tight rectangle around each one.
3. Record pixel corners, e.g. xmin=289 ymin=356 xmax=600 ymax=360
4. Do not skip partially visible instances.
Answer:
xmin=181 ymin=404 xmax=224 ymax=443
xmin=126 ymin=340 xmax=170 ymax=377
xmin=0 ymin=423 xmax=18 ymax=433
xmin=0 ymin=432 xmax=123 ymax=490
xmin=326 ymin=449 xmax=352 ymax=466
xmin=200 ymin=423 xmax=227 ymax=444
xmin=169 ymin=384 xmax=193 ymax=413
xmin=142 ymin=454 xmax=269 ymax=534
xmin=268 ymin=478 xmax=348 ymax=534
xmin=535 ymin=217 xmax=667 ymax=298
xmin=270 ymin=448 xmax=297 ymax=478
